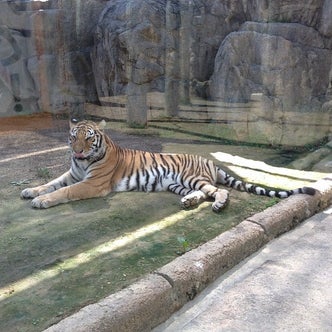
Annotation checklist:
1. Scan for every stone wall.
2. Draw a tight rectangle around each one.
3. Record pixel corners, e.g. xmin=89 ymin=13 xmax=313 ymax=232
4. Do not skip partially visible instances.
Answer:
xmin=1 ymin=0 xmax=332 ymax=141
xmin=0 ymin=0 xmax=107 ymax=117
xmin=91 ymin=0 xmax=332 ymax=116
xmin=210 ymin=22 xmax=332 ymax=109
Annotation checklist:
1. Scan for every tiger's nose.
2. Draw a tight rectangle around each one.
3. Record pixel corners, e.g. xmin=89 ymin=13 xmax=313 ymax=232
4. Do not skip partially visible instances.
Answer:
xmin=73 ymin=147 xmax=84 ymax=153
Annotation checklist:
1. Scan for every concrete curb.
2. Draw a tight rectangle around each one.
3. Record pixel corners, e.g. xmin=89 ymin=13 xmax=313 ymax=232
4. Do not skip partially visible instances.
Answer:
xmin=44 ymin=176 xmax=332 ymax=332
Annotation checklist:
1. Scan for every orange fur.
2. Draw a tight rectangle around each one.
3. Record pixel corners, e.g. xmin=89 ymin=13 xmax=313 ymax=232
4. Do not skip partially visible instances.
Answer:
xmin=21 ymin=120 xmax=315 ymax=210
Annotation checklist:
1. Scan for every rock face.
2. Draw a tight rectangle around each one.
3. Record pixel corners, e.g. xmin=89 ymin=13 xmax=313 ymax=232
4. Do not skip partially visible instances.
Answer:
xmin=208 ymin=0 xmax=332 ymax=112
xmin=90 ymin=0 xmax=332 ymax=143
xmin=91 ymin=0 xmax=167 ymax=98
xmin=1 ymin=0 xmax=332 ymax=144
xmin=91 ymin=0 xmax=247 ymax=99
xmin=92 ymin=0 xmax=332 ymax=109
xmin=209 ymin=22 xmax=332 ymax=112
xmin=0 ymin=0 xmax=106 ymax=117
xmin=245 ymin=0 xmax=323 ymax=26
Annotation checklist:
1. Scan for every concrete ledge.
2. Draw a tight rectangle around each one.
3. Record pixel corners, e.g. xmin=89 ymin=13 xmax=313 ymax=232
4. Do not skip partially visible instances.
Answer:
xmin=247 ymin=194 xmax=321 ymax=239
xmin=45 ymin=274 xmax=175 ymax=332
xmin=44 ymin=176 xmax=332 ymax=332
xmin=156 ymin=221 xmax=267 ymax=305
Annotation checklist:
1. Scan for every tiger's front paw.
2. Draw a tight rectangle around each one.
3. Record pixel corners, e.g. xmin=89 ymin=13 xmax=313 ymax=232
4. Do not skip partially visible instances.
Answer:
xmin=181 ymin=195 xmax=199 ymax=208
xmin=21 ymin=188 xmax=39 ymax=199
xmin=181 ymin=191 xmax=207 ymax=209
xmin=31 ymin=196 xmax=52 ymax=209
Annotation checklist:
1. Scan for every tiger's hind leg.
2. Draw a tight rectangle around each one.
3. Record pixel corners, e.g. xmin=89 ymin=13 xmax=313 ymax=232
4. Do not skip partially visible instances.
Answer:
xmin=180 ymin=186 xmax=229 ymax=212
xmin=211 ymin=188 xmax=229 ymax=212
xmin=168 ymin=182 xmax=229 ymax=211
xmin=200 ymin=184 xmax=229 ymax=213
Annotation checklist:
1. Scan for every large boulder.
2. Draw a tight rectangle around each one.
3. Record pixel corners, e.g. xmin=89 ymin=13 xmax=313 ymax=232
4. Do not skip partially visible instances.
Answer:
xmin=91 ymin=0 xmax=249 ymax=100
xmin=187 ymin=0 xmax=246 ymax=82
xmin=91 ymin=0 xmax=332 ymax=104
xmin=209 ymin=22 xmax=332 ymax=112
xmin=91 ymin=0 xmax=167 ymax=99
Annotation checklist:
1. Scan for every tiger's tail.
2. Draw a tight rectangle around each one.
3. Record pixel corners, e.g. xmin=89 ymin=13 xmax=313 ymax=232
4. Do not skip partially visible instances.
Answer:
xmin=216 ymin=167 xmax=316 ymax=198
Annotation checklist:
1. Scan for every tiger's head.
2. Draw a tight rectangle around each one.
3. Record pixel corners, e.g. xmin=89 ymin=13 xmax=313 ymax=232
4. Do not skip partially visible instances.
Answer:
xmin=69 ymin=119 xmax=107 ymax=161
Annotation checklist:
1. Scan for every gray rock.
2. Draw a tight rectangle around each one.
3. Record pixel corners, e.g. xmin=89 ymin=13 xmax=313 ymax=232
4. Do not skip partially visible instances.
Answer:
xmin=244 ymin=0 xmax=323 ymax=27
xmin=91 ymin=0 xmax=167 ymax=98
xmin=320 ymin=0 xmax=332 ymax=37
xmin=0 ymin=25 xmax=39 ymax=116
xmin=1 ymin=0 xmax=332 ymax=136
xmin=91 ymin=0 xmax=251 ymax=99
xmin=91 ymin=0 xmax=332 ymax=107
xmin=209 ymin=22 xmax=332 ymax=112
xmin=188 ymin=0 xmax=246 ymax=82
xmin=0 ymin=0 xmax=105 ymax=116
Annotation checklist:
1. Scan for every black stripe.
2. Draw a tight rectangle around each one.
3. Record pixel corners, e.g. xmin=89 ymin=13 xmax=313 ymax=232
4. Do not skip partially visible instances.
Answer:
xmin=197 ymin=182 xmax=206 ymax=191
xmin=144 ymin=170 xmax=150 ymax=191
xmin=125 ymin=177 xmax=130 ymax=190
xmin=168 ymin=154 xmax=177 ymax=165
xmin=230 ymin=178 xmax=237 ymax=188
xmin=98 ymin=134 xmax=103 ymax=148
xmin=136 ymin=170 xmax=140 ymax=190
xmin=191 ymin=178 xmax=201 ymax=190
xmin=179 ymin=187 xmax=187 ymax=195
xmin=150 ymin=166 xmax=159 ymax=191
xmin=160 ymin=164 xmax=167 ymax=176
xmin=70 ymin=171 xmax=80 ymax=183
xmin=259 ymin=188 xmax=267 ymax=195
xmin=151 ymin=177 xmax=158 ymax=191
xmin=140 ymin=151 xmax=147 ymax=166
xmin=160 ymin=154 xmax=170 ymax=169
xmin=183 ymin=154 xmax=190 ymax=170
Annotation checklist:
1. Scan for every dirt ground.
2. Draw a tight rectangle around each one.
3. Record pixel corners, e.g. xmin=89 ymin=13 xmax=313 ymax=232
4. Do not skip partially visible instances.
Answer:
xmin=0 ymin=113 xmax=324 ymax=332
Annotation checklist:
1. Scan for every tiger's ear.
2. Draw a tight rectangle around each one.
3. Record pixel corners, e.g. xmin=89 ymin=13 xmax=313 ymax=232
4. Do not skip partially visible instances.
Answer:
xmin=98 ymin=119 xmax=107 ymax=130
xmin=69 ymin=118 xmax=79 ymax=130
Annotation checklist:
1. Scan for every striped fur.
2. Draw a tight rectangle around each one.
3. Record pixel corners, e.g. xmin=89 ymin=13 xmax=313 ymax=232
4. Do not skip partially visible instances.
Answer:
xmin=21 ymin=120 xmax=316 ymax=211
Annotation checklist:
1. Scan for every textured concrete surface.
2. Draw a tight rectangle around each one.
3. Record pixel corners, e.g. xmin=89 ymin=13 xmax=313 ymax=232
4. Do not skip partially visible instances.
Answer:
xmin=155 ymin=207 xmax=332 ymax=332
xmin=44 ymin=176 xmax=332 ymax=332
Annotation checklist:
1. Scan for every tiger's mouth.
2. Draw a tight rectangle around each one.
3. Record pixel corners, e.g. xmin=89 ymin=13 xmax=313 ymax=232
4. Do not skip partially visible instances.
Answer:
xmin=73 ymin=152 xmax=87 ymax=160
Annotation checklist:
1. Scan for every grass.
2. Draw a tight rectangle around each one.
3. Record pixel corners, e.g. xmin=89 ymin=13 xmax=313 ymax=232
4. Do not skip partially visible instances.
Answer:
xmin=0 ymin=188 xmax=278 ymax=331
xmin=36 ymin=167 xmax=51 ymax=180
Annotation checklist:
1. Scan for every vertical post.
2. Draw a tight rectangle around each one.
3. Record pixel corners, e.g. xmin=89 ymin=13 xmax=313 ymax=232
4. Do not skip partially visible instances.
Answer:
xmin=124 ymin=2 xmax=148 ymax=128
xmin=179 ymin=0 xmax=192 ymax=105
xmin=165 ymin=0 xmax=180 ymax=117
xmin=127 ymin=81 xmax=148 ymax=128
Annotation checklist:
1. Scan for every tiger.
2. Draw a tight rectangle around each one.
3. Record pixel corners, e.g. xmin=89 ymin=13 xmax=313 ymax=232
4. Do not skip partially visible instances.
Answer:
xmin=21 ymin=119 xmax=316 ymax=211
